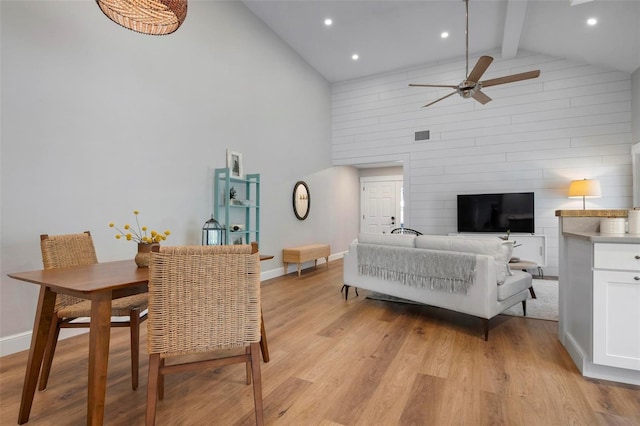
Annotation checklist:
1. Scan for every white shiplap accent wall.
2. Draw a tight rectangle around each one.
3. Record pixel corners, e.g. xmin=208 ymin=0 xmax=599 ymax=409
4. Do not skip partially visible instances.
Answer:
xmin=332 ymin=51 xmax=634 ymax=277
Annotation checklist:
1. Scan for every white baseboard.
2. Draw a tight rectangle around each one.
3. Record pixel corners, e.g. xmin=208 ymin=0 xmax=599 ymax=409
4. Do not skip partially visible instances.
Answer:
xmin=1 ymin=254 xmax=346 ymax=357
xmin=0 ymin=331 xmax=32 ymax=357
xmin=1 ymin=329 xmax=87 ymax=357
xmin=563 ymin=330 xmax=640 ymax=386
xmin=563 ymin=332 xmax=587 ymax=373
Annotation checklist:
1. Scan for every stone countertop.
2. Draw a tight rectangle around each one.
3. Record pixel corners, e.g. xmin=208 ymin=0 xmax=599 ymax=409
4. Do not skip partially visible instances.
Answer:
xmin=555 ymin=209 xmax=629 ymax=217
xmin=563 ymin=231 xmax=640 ymax=243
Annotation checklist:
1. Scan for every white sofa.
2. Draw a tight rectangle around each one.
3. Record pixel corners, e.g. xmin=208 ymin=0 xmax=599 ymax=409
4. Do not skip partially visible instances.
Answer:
xmin=343 ymin=233 xmax=532 ymax=340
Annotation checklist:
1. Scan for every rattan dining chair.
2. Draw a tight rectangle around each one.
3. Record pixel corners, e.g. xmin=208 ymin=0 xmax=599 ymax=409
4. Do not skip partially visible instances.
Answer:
xmin=39 ymin=232 xmax=148 ymax=391
xmin=146 ymin=245 xmax=264 ymax=426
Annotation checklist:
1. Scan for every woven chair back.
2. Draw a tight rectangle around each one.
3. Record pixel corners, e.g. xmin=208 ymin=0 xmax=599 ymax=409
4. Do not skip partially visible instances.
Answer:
xmin=147 ymin=245 xmax=261 ymax=357
xmin=40 ymin=232 xmax=99 ymax=311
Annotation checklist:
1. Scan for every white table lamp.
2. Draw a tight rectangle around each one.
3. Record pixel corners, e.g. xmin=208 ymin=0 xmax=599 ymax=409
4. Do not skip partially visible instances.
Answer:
xmin=568 ymin=178 xmax=602 ymax=209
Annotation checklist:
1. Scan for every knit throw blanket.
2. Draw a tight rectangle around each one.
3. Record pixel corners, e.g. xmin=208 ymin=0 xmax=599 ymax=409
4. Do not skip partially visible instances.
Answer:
xmin=357 ymin=244 xmax=477 ymax=294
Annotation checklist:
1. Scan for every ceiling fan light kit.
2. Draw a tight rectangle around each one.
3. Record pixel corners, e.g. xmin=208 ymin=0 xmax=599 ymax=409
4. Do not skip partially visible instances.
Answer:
xmin=96 ymin=0 xmax=188 ymax=35
xmin=410 ymin=0 xmax=540 ymax=108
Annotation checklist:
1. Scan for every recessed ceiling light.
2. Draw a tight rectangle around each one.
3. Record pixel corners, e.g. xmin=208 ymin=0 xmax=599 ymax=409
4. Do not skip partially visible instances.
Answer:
xmin=441 ymin=32 xmax=449 ymax=39
xmin=352 ymin=53 xmax=359 ymax=61
xmin=587 ymin=17 xmax=597 ymax=26
xmin=324 ymin=18 xmax=333 ymax=26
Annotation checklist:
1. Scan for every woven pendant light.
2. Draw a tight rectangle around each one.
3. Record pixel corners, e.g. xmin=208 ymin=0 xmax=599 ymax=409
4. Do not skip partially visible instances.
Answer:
xmin=96 ymin=0 xmax=187 ymax=35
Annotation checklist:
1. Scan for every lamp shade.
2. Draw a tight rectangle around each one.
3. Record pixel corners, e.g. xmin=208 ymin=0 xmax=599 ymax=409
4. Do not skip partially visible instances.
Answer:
xmin=96 ymin=0 xmax=187 ymax=36
xmin=568 ymin=178 xmax=602 ymax=209
xmin=568 ymin=178 xmax=602 ymax=198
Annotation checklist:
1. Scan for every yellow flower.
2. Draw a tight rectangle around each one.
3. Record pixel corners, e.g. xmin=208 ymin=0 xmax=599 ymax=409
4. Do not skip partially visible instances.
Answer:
xmin=164 ymin=230 xmax=171 ymax=236
xmin=110 ymin=211 xmax=170 ymax=245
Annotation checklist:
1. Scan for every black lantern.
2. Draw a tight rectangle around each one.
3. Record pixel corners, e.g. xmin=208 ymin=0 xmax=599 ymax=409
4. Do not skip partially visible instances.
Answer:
xmin=202 ymin=216 xmax=225 ymax=245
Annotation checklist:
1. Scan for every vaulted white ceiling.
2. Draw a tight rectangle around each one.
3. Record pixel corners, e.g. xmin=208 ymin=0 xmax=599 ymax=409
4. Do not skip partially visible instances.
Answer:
xmin=242 ymin=0 xmax=640 ymax=83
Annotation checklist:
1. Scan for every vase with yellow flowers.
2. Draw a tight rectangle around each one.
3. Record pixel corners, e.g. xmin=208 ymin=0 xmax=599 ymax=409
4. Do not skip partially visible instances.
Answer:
xmin=109 ymin=210 xmax=171 ymax=267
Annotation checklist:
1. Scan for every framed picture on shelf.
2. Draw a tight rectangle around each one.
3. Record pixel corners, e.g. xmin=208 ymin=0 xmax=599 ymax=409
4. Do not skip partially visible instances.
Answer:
xmin=226 ymin=149 xmax=243 ymax=178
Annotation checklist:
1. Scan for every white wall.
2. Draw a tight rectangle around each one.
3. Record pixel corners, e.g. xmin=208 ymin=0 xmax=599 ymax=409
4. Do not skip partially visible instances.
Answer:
xmin=632 ymin=68 xmax=640 ymax=146
xmin=359 ymin=166 xmax=403 ymax=178
xmin=0 ymin=1 xmax=360 ymax=354
xmin=632 ymin=69 xmax=640 ymax=207
xmin=332 ymin=50 xmax=634 ymax=277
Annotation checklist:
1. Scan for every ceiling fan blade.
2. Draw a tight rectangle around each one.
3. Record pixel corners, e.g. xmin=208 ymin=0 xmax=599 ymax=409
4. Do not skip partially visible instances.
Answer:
xmin=472 ymin=90 xmax=492 ymax=105
xmin=409 ymin=83 xmax=459 ymax=89
xmin=467 ymin=56 xmax=493 ymax=82
xmin=422 ymin=91 xmax=457 ymax=108
xmin=481 ymin=70 xmax=541 ymax=88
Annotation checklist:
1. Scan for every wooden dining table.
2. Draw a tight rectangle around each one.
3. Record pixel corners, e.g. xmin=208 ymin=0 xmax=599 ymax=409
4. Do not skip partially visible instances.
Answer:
xmin=8 ymin=255 xmax=272 ymax=425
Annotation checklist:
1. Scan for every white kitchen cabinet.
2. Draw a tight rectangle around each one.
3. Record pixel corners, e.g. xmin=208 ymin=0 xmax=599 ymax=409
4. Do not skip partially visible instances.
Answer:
xmin=559 ymin=229 xmax=640 ymax=385
xmin=592 ymin=243 xmax=640 ymax=371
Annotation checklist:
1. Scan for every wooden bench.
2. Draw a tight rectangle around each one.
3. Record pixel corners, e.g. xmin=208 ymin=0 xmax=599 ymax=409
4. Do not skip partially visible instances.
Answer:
xmin=283 ymin=244 xmax=330 ymax=277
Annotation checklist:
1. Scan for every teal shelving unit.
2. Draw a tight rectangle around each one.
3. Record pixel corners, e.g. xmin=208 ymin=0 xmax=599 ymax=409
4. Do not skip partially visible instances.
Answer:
xmin=213 ymin=168 xmax=260 ymax=246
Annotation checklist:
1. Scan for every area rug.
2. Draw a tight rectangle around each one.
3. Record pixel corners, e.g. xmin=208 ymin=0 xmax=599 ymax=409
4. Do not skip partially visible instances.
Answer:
xmin=366 ymin=279 xmax=558 ymax=321
xmin=501 ymin=279 xmax=558 ymax=321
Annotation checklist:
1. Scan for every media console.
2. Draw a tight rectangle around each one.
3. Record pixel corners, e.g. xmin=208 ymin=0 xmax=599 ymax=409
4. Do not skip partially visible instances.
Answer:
xmin=449 ymin=233 xmax=547 ymax=268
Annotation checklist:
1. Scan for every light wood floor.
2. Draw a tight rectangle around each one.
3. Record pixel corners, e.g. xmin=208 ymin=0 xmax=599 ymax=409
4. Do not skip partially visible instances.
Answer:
xmin=1 ymin=259 xmax=639 ymax=425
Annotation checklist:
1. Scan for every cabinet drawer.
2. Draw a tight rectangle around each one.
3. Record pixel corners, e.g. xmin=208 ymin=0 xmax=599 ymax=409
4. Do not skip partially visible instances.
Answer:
xmin=594 ymin=243 xmax=640 ymax=271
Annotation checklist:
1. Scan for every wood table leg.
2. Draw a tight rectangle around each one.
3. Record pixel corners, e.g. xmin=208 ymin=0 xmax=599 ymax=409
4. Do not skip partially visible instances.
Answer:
xmin=18 ymin=287 xmax=56 ymax=424
xmin=87 ymin=291 xmax=112 ymax=426
xmin=259 ymin=309 xmax=269 ymax=363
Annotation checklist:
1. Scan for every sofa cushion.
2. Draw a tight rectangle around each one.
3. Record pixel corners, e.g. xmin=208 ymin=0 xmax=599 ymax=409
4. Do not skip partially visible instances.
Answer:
xmin=497 ymin=271 xmax=532 ymax=301
xmin=358 ymin=233 xmax=416 ymax=248
xmin=415 ymin=235 xmax=512 ymax=284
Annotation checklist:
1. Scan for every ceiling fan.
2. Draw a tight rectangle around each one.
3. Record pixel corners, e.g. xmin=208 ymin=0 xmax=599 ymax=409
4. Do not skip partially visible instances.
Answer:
xmin=409 ymin=0 xmax=540 ymax=108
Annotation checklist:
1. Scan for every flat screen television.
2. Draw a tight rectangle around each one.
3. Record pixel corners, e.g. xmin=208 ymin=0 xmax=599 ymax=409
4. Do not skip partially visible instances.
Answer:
xmin=457 ymin=192 xmax=535 ymax=233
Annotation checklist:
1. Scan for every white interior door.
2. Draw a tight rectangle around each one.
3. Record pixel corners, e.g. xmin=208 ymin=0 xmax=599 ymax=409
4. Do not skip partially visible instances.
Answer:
xmin=360 ymin=177 xmax=403 ymax=234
